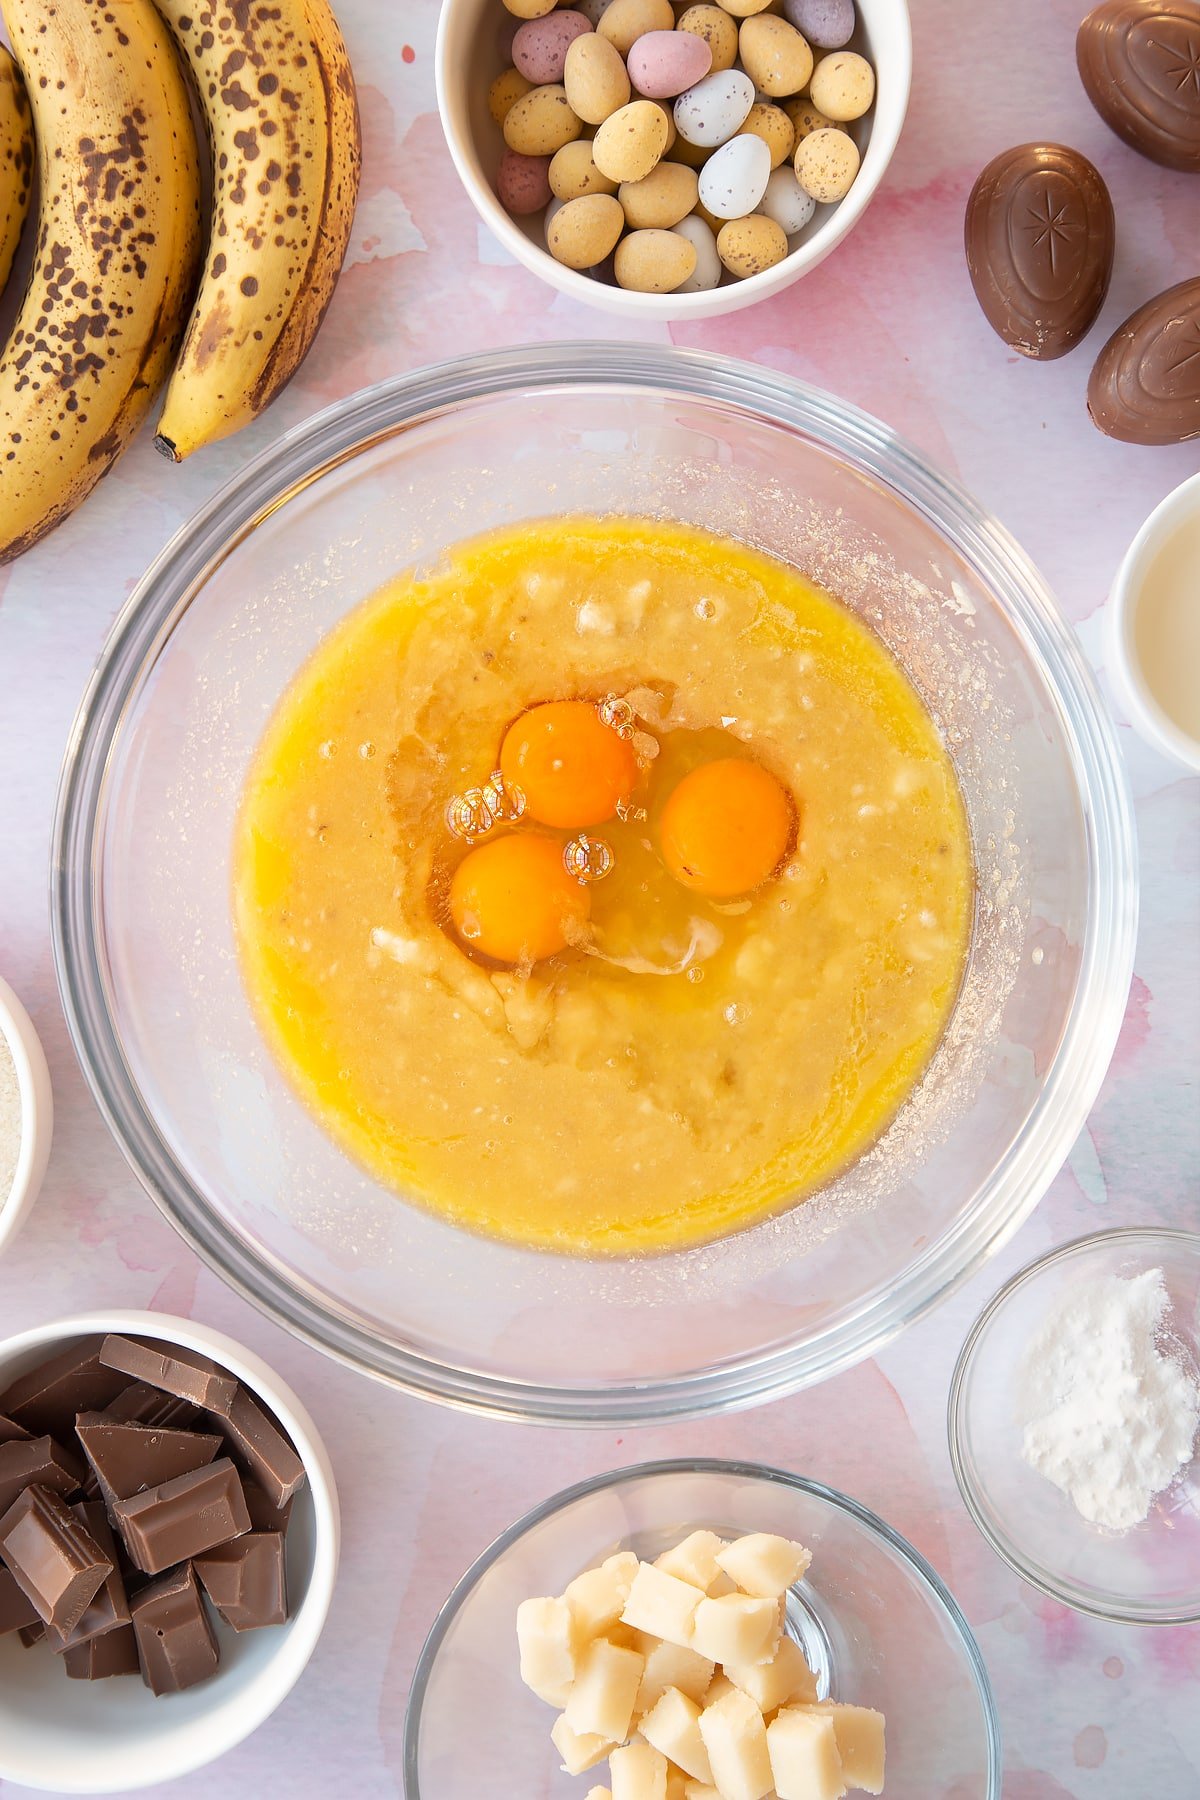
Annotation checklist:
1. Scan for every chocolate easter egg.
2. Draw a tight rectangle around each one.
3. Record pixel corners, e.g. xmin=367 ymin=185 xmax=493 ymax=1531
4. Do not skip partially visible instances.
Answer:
xmin=1077 ymin=0 xmax=1200 ymax=173
xmin=965 ymin=143 xmax=1115 ymax=359
xmin=1088 ymin=276 xmax=1200 ymax=443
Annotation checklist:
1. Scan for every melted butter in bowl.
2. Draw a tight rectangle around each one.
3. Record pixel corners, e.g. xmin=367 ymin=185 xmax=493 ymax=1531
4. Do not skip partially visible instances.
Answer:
xmin=233 ymin=517 xmax=972 ymax=1255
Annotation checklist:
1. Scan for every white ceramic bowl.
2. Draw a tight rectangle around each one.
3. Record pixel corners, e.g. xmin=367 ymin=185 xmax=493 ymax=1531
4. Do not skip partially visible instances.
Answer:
xmin=0 ymin=1311 xmax=340 ymax=1794
xmin=1107 ymin=469 xmax=1200 ymax=774
xmin=0 ymin=974 xmax=53 ymax=1261
xmin=435 ymin=0 xmax=912 ymax=319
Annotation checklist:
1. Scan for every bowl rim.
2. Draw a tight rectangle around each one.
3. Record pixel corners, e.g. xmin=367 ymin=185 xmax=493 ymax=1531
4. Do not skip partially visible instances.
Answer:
xmin=433 ymin=0 xmax=913 ymax=320
xmin=0 ymin=972 xmax=54 ymax=1261
xmin=1106 ymin=467 xmax=1200 ymax=774
xmin=0 ymin=1308 xmax=341 ymax=1793
xmin=402 ymin=1454 xmax=1004 ymax=1798
xmin=947 ymin=1226 xmax=1200 ymax=1628
xmin=51 ymin=341 xmax=1138 ymax=1426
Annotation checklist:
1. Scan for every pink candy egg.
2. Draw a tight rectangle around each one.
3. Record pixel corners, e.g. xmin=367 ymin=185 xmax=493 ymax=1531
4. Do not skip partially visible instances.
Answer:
xmin=496 ymin=148 xmax=554 ymax=216
xmin=512 ymin=11 xmax=593 ymax=85
xmin=626 ymin=28 xmax=712 ymax=100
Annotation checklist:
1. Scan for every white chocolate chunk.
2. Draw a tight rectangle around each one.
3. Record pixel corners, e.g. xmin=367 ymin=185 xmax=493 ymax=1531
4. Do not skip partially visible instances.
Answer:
xmin=683 ymin=1787 xmax=721 ymax=1800
xmin=655 ymin=1530 xmax=727 ymax=1593
xmin=702 ymin=1670 xmax=736 ymax=1707
xmin=665 ymin=1770 xmax=690 ymax=1800
xmin=697 ymin=1686 xmax=774 ymax=1800
xmin=621 ymin=1562 xmax=705 ymax=1649
xmin=635 ymin=1637 xmax=716 ymax=1713
xmin=517 ymin=1595 xmax=577 ymax=1706
xmin=799 ymin=1702 xmax=886 ymax=1793
xmin=565 ymin=1637 xmax=645 ymax=1743
xmin=715 ymin=1532 xmax=813 ymax=1599
xmin=691 ymin=1593 xmax=782 ymax=1667
xmin=552 ymin=1712 xmax=616 ymax=1776
xmin=767 ymin=1706 xmax=846 ymax=1800
xmin=567 ymin=1552 xmax=641 ymax=1640
xmin=610 ymin=1740 xmax=669 ymax=1800
xmin=640 ymin=1686 xmax=714 ymax=1784
xmin=725 ymin=1635 xmax=818 ymax=1713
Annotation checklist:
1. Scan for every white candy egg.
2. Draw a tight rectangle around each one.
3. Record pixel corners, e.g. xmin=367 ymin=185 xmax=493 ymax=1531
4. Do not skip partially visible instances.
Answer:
xmin=697 ymin=132 xmax=771 ymax=219
xmin=758 ymin=166 xmax=816 ymax=234
xmin=673 ymin=68 xmax=755 ymax=148
xmin=672 ymin=214 xmax=723 ymax=291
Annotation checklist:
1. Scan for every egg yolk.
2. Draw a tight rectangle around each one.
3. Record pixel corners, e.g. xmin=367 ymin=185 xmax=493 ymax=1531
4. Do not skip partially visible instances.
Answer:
xmin=500 ymin=700 xmax=638 ymax=829
xmin=447 ymin=832 xmax=591 ymax=964
xmin=659 ymin=757 xmax=794 ymax=898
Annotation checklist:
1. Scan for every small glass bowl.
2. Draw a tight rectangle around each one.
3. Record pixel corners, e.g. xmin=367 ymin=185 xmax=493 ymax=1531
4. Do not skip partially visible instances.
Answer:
xmin=404 ymin=1458 xmax=1002 ymax=1798
xmin=949 ymin=1228 xmax=1200 ymax=1627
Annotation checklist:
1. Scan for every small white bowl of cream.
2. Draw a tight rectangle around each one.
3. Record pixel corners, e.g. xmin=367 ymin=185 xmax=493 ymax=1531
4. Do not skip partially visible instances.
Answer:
xmin=1108 ymin=471 xmax=1200 ymax=774
xmin=0 ymin=975 xmax=54 ymax=1260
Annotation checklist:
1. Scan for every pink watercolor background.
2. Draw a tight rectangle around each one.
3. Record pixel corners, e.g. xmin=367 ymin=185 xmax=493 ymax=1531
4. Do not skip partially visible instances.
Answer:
xmin=1 ymin=1 xmax=1198 ymax=1794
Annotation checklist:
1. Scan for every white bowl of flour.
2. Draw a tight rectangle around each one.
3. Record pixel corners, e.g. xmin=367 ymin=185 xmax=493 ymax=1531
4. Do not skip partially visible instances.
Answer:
xmin=949 ymin=1228 xmax=1200 ymax=1627
xmin=0 ymin=974 xmax=53 ymax=1261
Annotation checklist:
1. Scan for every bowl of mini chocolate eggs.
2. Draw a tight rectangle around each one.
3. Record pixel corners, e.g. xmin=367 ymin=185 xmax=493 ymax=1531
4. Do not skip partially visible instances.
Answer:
xmin=436 ymin=0 xmax=911 ymax=317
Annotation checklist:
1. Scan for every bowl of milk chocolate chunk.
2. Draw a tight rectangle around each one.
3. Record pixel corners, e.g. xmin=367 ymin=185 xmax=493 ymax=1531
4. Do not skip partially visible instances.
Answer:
xmin=0 ymin=1312 xmax=339 ymax=1794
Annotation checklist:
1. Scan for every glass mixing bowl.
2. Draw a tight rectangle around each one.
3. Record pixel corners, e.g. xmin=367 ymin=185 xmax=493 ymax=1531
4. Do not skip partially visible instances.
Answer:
xmin=52 ymin=345 xmax=1136 ymax=1423
xmin=404 ymin=1459 xmax=1002 ymax=1797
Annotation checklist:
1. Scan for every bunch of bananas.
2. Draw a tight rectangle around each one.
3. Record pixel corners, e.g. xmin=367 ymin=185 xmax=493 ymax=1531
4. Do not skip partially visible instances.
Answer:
xmin=0 ymin=0 xmax=361 ymax=563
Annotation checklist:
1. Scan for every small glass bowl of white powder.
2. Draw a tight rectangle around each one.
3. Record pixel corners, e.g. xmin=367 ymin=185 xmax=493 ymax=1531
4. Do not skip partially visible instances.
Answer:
xmin=0 ymin=975 xmax=54 ymax=1260
xmin=949 ymin=1228 xmax=1200 ymax=1625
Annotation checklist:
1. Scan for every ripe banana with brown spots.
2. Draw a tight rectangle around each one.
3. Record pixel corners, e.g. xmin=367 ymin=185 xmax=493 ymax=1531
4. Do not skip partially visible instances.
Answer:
xmin=0 ymin=44 xmax=34 ymax=296
xmin=0 ymin=0 xmax=203 ymax=564
xmin=150 ymin=0 xmax=362 ymax=461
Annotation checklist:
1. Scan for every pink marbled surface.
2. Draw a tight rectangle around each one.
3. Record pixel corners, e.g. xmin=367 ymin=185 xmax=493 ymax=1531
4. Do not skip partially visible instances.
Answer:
xmin=1 ymin=0 xmax=1198 ymax=1794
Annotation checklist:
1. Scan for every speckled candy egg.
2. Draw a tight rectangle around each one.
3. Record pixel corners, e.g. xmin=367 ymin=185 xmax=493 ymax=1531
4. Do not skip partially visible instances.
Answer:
xmin=618 ymin=158 xmax=699 ymax=227
xmin=697 ymin=131 xmax=772 ymax=218
xmin=627 ymin=29 xmax=712 ymax=99
xmin=717 ymin=213 xmax=789 ymax=277
xmin=549 ymin=137 xmax=619 ymax=199
xmin=489 ymin=67 xmax=534 ymax=125
xmin=783 ymin=0 xmax=855 ymax=51
xmin=513 ymin=10 xmax=593 ymax=84
xmin=736 ymin=101 xmax=795 ymax=169
xmin=737 ymin=15 xmax=814 ymax=98
xmin=794 ymin=124 xmax=861 ymax=199
xmin=592 ymin=97 xmax=670 ymax=181
xmin=614 ymin=226 xmax=697 ymax=290
xmin=596 ymin=0 xmax=674 ymax=58
xmin=547 ymin=192 xmax=626 ymax=267
xmin=502 ymin=84 xmax=584 ymax=155
xmin=672 ymin=213 xmax=722 ymax=290
xmin=809 ymin=49 xmax=875 ymax=121
xmin=563 ymin=31 xmax=631 ymax=123
xmin=759 ymin=164 xmax=816 ymax=232
xmin=496 ymin=147 xmax=554 ymax=214
xmin=673 ymin=67 xmax=756 ymax=147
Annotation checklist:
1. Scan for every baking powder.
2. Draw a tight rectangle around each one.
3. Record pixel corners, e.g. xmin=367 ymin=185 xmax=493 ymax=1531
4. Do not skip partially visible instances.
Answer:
xmin=1020 ymin=1267 xmax=1200 ymax=1531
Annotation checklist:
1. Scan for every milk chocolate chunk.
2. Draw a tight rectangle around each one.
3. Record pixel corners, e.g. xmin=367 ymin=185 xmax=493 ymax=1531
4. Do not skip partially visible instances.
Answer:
xmin=242 ymin=1480 xmax=294 ymax=1536
xmin=0 ymin=1412 xmax=31 ymax=1446
xmin=130 ymin=1563 xmax=219 ymax=1695
xmin=18 ymin=1620 xmax=45 ymax=1646
xmin=195 ymin=1531 xmax=287 ymax=1630
xmin=1078 ymin=0 xmax=1200 ymax=172
xmin=1088 ymin=275 xmax=1200 ymax=442
xmin=0 ymin=1434 xmax=84 ymax=1515
xmin=43 ymin=1504 xmax=132 ymax=1652
xmin=0 ymin=1565 xmax=41 ymax=1634
xmin=214 ymin=1386 xmax=306 ymax=1510
xmin=99 ymin=1381 xmax=200 ymax=1432
xmin=965 ymin=143 xmax=1115 ymax=359
xmin=0 ymin=1485 xmax=113 ymax=1636
xmin=75 ymin=1414 xmax=223 ymax=1507
xmin=113 ymin=1457 xmax=251 ymax=1575
xmin=63 ymin=1623 xmax=141 ymax=1680
xmin=99 ymin=1336 xmax=238 ymax=1414
xmin=0 ymin=1344 xmax=129 ymax=1442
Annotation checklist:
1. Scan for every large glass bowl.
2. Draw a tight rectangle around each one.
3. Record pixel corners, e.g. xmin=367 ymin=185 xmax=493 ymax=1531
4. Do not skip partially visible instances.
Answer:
xmin=52 ymin=345 xmax=1136 ymax=1423
xmin=404 ymin=1459 xmax=1003 ymax=1797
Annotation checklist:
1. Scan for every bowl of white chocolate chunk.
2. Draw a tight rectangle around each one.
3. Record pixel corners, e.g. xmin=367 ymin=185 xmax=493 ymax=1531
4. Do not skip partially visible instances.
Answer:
xmin=436 ymin=0 xmax=912 ymax=317
xmin=404 ymin=1459 xmax=1002 ymax=1798
xmin=949 ymin=1228 xmax=1200 ymax=1627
